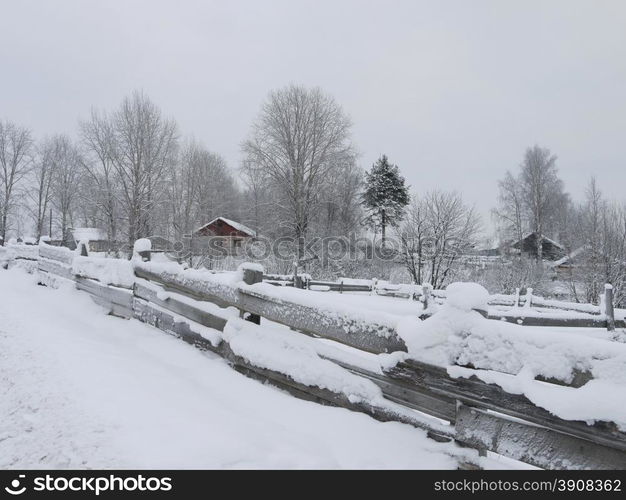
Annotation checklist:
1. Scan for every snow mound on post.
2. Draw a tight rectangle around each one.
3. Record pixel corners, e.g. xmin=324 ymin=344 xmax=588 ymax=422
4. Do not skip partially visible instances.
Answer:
xmin=445 ymin=282 xmax=489 ymax=311
xmin=234 ymin=262 xmax=264 ymax=281
xmin=237 ymin=262 xmax=264 ymax=273
xmin=133 ymin=238 xmax=152 ymax=253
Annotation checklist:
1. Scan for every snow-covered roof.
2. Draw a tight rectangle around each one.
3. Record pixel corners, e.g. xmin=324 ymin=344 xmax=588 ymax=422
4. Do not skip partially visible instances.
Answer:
xmin=195 ymin=217 xmax=256 ymax=237
xmin=71 ymin=227 xmax=107 ymax=242
xmin=512 ymin=232 xmax=564 ymax=249
xmin=549 ymin=245 xmax=589 ymax=268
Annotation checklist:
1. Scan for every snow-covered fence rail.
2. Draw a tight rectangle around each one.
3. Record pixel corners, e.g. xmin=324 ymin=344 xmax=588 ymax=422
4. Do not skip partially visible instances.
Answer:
xmin=267 ymin=273 xmax=623 ymax=330
xmin=384 ymin=359 xmax=626 ymax=469
xmin=1 ymin=243 xmax=39 ymax=272
xmin=134 ymin=262 xmax=405 ymax=354
xmin=4 ymin=245 xmax=626 ymax=469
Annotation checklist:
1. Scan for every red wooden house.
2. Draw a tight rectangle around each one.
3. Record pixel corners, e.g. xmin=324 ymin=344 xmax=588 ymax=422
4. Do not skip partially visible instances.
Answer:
xmin=192 ymin=217 xmax=256 ymax=254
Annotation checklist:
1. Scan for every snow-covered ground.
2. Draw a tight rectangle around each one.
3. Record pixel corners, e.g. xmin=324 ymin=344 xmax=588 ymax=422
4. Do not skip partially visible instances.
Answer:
xmin=0 ymin=268 xmax=459 ymax=469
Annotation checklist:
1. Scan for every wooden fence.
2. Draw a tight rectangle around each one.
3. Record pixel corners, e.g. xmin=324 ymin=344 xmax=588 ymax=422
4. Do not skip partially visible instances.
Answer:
xmin=265 ymin=274 xmax=623 ymax=330
xmin=3 ymin=242 xmax=626 ymax=470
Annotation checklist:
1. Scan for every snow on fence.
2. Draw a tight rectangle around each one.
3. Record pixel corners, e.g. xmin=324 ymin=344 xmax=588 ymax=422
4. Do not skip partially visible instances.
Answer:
xmin=3 ymin=242 xmax=626 ymax=469
xmin=266 ymin=274 xmax=623 ymax=330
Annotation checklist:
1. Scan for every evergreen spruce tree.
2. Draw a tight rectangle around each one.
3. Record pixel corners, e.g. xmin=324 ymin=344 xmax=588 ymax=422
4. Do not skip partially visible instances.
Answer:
xmin=362 ymin=155 xmax=410 ymax=247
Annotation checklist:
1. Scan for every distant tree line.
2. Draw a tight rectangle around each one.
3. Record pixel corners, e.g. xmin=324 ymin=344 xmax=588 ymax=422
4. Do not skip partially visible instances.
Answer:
xmin=1 ymin=86 xmax=624 ymax=303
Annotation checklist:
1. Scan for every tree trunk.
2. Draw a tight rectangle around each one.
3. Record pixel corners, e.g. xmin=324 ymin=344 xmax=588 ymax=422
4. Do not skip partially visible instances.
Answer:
xmin=1 ymin=210 xmax=7 ymax=245
xmin=381 ymin=209 xmax=386 ymax=248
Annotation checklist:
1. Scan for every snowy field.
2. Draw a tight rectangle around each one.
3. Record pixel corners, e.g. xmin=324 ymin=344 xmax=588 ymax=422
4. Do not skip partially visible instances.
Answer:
xmin=0 ymin=268 xmax=460 ymax=469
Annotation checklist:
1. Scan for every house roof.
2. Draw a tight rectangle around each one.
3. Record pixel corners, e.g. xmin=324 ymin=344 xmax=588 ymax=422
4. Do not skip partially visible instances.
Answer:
xmin=511 ymin=232 xmax=564 ymax=250
xmin=194 ymin=217 xmax=256 ymax=237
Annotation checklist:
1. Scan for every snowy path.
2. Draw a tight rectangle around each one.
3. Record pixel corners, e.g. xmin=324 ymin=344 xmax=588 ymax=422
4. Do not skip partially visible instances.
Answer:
xmin=0 ymin=269 xmax=457 ymax=469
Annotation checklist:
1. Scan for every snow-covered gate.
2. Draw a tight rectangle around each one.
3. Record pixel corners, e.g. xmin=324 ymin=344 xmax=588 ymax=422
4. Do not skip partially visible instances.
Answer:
xmin=6 ymin=241 xmax=626 ymax=470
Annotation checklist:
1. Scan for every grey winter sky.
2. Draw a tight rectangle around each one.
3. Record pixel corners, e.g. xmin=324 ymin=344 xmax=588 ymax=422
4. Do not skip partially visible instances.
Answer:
xmin=1 ymin=0 xmax=625 ymax=236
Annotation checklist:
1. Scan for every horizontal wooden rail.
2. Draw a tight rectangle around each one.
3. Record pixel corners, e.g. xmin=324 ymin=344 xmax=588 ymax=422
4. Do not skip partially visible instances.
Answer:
xmin=6 ymin=248 xmax=626 ymax=470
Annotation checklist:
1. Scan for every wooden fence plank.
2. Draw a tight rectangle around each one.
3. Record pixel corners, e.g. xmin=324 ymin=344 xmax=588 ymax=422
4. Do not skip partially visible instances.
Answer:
xmin=238 ymin=287 xmax=406 ymax=354
xmin=486 ymin=313 xmax=623 ymax=329
xmin=327 ymin=357 xmax=456 ymax=422
xmin=132 ymin=298 xmax=221 ymax=352
xmin=39 ymin=244 xmax=74 ymax=265
xmin=134 ymin=281 xmax=229 ymax=332
xmin=38 ymin=258 xmax=74 ymax=280
xmin=75 ymin=277 xmax=133 ymax=309
xmin=133 ymin=264 xmax=236 ymax=309
xmin=456 ymin=404 xmax=626 ymax=470
xmin=386 ymin=360 xmax=626 ymax=452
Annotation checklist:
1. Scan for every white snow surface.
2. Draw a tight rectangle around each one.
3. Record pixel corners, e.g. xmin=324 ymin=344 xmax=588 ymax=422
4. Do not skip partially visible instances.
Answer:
xmin=72 ymin=256 xmax=135 ymax=288
xmin=133 ymin=238 xmax=152 ymax=253
xmin=0 ymin=268 xmax=457 ymax=469
xmin=223 ymin=319 xmax=382 ymax=402
xmin=394 ymin=288 xmax=626 ymax=429
xmin=242 ymin=282 xmax=411 ymax=335
xmin=72 ymin=227 xmax=106 ymax=242
xmin=5 ymin=243 xmax=39 ymax=261
xmin=445 ymin=282 xmax=489 ymax=311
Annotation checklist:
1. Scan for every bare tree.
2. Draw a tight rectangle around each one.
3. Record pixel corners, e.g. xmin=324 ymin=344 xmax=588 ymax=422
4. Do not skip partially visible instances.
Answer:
xmin=241 ymin=158 xmax=273 ymax=236
xmin=318 ymin=160 xmax=363 ymax=238
xmin=493 ymin=145 xmax=567 ymax=263
xmin=242 ymin=85 xmax=353 ymax=259
xmin=168 ymin=141 xmax=197 ymax=240
xmin=493 ymin=170 xmax=524 ymax=247
xmin=191 ymin=148 xmax=238 ymax=225
xmin=27 ymin=139 xmax=55 ymax=239
xmin=47 ymin=135 xmax=83 ymax=243
xmin=519 ymin=145 xmax=564 ymax=262
xmin=400 ymin=190 xmax=481 ymax=288
xmin=0 ymin=120 xmax=33 ymax=243
xmin=399 ymin=196 xmax=429 ymax=284
xmin=79 ymin=109 xmax=120 ymax=241
xmin=111 ymin=91 xmax=178 ymax=246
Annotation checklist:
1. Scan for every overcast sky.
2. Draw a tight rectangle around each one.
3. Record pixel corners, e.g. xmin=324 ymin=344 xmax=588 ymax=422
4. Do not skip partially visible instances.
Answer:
xmin=1 ymin=0 xmax=625 ymax=232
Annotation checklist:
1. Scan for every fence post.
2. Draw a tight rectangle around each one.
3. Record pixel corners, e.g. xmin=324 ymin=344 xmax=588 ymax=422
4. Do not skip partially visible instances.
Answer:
xmin=241 ymin=264 xmax=263 ymax=324
xmin=514 ymin=288 xmax=520 ymax=307
xmin=523 ymin=287 xmax=533 ymax=309
xmin=339 ymin=279 xmax=344 ymax=294
xmin=605 ymin=284 xmax=615 ymax=332
xmin=422 ymin=282 xmax=432 ymax=312
xmin=370 ymin=278 xmax=377 ymax=296
xmin=133 ymin=238 xmax=151 ymax=262
xmin=293 ymin=262 xmax=304 ymax=289
xmin=79 ymin=242 xmax=89 ymax=257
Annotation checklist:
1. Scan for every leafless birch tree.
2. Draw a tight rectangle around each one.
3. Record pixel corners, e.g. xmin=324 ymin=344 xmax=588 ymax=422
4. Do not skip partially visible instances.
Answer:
xmin=110 ymin=91 xmax=178 ymax=245
xmin=519 ymin=145 xmax=564 ymax=262
xmin=79 ymin=109 xmax=120 ymax=241
xmin=242 ymin=85 xmax=353 ymax=259
xmin=27 ymin=139 xmax=55 ymax=239
xmin=47 ymin=135 xmax=83 ymax=243
xmin=400 ymin=190 xmax=481 ymax=288
xmin=0 ymin=120 xmax=33 ymax=244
